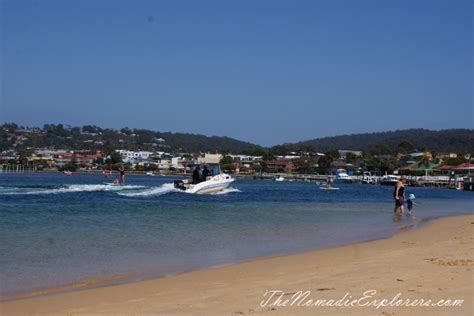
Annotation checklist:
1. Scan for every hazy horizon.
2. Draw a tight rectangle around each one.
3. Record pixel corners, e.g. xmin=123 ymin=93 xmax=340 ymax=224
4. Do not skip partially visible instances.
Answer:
xmin=1 ymin=1 xmax=472 ymax=146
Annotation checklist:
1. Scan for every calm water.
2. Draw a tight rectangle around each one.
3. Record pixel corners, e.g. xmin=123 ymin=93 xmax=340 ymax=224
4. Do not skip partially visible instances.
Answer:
xmin=0 ymin=172 xmax=473 ymax=296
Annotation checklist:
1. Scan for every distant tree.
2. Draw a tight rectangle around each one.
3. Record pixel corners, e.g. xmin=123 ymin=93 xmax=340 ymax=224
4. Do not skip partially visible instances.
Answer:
xmin=378 ymin=159 xmax=395 ymax=174
xmin=94 ymin=157 xmax=105 ymax=165
xmin=83 ymin=125 xmax=99 ymax=133
xmin=365 ymin=156 xmax=396 ymax=174
xmin=243 ymin=146 xmax=266 ymax=156
xmin=70 ymin=127 xmax=81 ymax=135
xmin=396 ymin=140 xmax=415 ymax=153
xmin=269 ymin=145 xmax=290 ymax=156
xmin=262 ymin=151 xmax=275 ymax=161
xmin=326 ymin=149 xmax=340 ymax=160
xmin=134 ymin=164 xmax=145 ymax=171
xmin=293 ymin=157 xmax=315 ymax=174
xmin=220 ymin=155 xmax=236 ymax=173
xmin=345 ymin=152 xmax=357 ymax=164
xmin=120 ymin=127 xmax=132 ymax=135
xmin=63 ymin=158 xmax=78 ymax=171
xmin=370 ymin=144 xmax=391 ymax=155
xmin=107 ymin=152 xmax=122 ymax=164
xmin=317 ymin=155 xmax=333 ymax=174
xmin=443 ymin=157 xmax=465 ymax=166
xmin=298 ymin=144 xmax=316 ymax=153
xmin=252 ymin=163 xmax=262 ymax=173
xmin=4 ymin=123 xmax=18 ymax=133
xmin=220 ymin=155 xmax=234 ymax=165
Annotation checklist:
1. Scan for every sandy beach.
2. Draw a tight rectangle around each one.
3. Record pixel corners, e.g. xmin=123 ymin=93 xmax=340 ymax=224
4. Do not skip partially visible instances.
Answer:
xmin=1 ymin=214 xmax=472 ymax=316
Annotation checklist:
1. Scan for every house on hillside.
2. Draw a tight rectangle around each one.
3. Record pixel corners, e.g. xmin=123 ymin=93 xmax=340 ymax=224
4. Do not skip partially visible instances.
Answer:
xmin=338 ymin=150 xmax=362 ymax=159
xmin=264 ymin=159 xmax=296 ymax=173
xmin=116 ymin=150 xmax=153 ymax=163
xmin=434 ymin=164 xmax=474 ymax=176
xmin=197 ymin=153 xmax=222 ymax=164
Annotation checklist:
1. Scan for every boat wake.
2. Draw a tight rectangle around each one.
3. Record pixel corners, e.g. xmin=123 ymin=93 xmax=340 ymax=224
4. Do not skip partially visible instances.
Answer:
xmin=0 ymin=184 xmax=145 ymax=195
xmin=0 ymin=183 xmax=241 ymax=197
xmin=208 ymin=187 xmax=241 ymax=195
xmin=118 ymin=183 xmax=241 ymax=197
xmin=117 ymin=183 xmax=178 ymax=197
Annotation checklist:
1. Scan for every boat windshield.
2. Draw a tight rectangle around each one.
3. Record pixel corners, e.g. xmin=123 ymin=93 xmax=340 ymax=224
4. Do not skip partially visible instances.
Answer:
xmin=210 ymin=164 xmax=221 ymax=175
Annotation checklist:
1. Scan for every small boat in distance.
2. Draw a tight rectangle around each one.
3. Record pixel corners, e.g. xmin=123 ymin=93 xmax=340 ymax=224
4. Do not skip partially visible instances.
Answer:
xmin=146 ymin=171 xmax=154 ymax=176
xmin=381 ymin=174 xmax=400 ymax=185
xmin=274 ymin=176 xmax=285 ymax=182
xmin=362 ymin=171 xmax=375 ymax=184
xmin=334 ymin=169 xmax=353 ymax=183
xmin=63 ymin=170 xmax=72 ymax=176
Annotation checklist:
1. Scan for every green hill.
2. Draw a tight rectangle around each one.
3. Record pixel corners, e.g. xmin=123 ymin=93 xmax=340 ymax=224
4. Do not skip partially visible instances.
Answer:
xmin=0 ymin=123 xmax=256 ymax=154
xmin=297 ymin=129 xmax=474 ymax=153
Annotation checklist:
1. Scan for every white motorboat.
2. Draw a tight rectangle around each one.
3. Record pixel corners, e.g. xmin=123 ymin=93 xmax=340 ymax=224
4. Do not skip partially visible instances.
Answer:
xmin=274 ymin=176 xmax=285 ymax=182
xmin=174 ymin=173 xmax=234 ymax=194
xmin=381 ymin=174 xmax=400 ymax=185
xmin=334 ymin=169 xmax=353 ymax=183
xmin=146 ymin=171 xmax=154 ymax=176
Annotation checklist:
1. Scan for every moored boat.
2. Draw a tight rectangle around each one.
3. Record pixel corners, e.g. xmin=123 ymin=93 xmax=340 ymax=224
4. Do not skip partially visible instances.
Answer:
xmin=334 ymin=169 xmax=353 ymax=183
xmin=381 ymin=174 xmax=400 ymax=185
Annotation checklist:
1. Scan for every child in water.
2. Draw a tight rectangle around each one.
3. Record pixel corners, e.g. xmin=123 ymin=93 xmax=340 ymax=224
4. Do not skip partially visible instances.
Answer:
xmin=113 ymin=176 xmax=119 ymax=185
xmin=406 ymin=193 xmax=416 ymax=216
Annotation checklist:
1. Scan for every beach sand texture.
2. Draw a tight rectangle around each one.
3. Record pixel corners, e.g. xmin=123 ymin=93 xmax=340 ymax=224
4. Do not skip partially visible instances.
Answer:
xmin=1 ymin=215 xmax=472 ymax=315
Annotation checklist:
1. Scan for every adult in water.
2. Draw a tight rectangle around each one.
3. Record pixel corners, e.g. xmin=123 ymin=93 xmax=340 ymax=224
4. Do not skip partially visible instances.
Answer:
xmin=393 ymin=176 xmax=406 ymax=214
xmin=118 ymin=165 xmax=126 ymax=186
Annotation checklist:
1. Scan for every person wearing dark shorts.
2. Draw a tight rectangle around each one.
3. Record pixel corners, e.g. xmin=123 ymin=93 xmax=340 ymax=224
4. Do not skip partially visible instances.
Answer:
xmin=119 ymin=165 xmax=126 ymax=186
xmin=393 ymin=176 xmax=406 ymax=214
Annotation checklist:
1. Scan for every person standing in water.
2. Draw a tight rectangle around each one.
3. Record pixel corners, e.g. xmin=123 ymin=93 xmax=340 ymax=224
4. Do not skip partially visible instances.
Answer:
xmin=393 ymin=176 xmax=406 ymax=214
xmin=118 ymin=165 xmax=126 ymax=186
xmin=406 ymin=193 xmax=416 ymax=216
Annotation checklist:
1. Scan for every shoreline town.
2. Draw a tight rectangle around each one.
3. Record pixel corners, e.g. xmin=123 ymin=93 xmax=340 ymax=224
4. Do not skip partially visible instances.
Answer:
xmin=1 ymin=125 xmax=473 ymax=191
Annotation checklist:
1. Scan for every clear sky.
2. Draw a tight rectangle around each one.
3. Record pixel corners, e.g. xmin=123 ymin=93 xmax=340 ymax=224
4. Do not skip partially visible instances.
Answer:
xmin=1 ymin=0 xmax=472 ymax=146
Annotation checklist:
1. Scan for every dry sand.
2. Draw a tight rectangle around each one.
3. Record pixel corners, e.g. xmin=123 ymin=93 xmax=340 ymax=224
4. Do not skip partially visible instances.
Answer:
xmin=1 ymin=214 xmax=473 ymax=315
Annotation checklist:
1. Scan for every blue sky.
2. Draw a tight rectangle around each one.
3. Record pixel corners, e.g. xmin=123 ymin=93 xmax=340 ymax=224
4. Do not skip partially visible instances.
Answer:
xmin=1 ymin=0 xmax=472 ymax=146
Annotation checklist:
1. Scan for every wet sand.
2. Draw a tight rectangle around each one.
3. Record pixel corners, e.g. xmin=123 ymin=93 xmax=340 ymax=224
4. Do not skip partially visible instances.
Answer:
xmin=1 ymin=214 xmax=473 ymax=315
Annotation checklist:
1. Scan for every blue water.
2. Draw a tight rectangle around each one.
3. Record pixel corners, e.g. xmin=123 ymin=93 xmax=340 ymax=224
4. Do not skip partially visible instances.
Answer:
xmin=0 ymin=173 xmax=472 ymax=296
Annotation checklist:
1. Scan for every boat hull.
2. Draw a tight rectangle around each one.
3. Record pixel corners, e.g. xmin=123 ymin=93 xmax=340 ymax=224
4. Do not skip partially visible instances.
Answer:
xmin=174 ymin=174 xmax=234 ymax=194
xmin=188 ymin=179 xmax=234 ymax=194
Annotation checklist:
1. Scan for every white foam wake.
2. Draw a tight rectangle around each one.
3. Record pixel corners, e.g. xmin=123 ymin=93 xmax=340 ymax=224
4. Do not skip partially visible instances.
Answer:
xmin=0 ymin=184 xmax=146 ymax=195
xmin=117 ymin=183 xmax=178 ymax=197
xmin=208 ymin=187 xmax=242 ymax=195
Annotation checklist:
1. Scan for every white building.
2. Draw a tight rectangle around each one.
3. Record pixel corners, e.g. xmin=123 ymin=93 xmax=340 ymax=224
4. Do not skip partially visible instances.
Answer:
xmin=230 ymin=155 xmax=262 ymax=163
xmin=171 ymin=157 xmax=186 ymax=170
xmin=338 ymin=150 xmax=362 ymax=159
xmin=116 ymin=150 xmax=154 ymax=163
xmin=197 ymin=153 xmax=222 ymax=164
xmin=156 ymin=158 xmax=172 ymax=170
xmin=34 ymin=149 xmax=59 ymax=160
